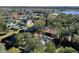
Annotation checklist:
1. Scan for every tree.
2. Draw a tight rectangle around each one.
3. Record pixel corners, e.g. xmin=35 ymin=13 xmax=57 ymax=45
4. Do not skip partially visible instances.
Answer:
xmin=34 ymin=19 xmax=45 ymax=29
xmin=47 ymin=13 xmax=57 ymax=27
xmin=8 ymin=47 xmax=21 ymax=53
xmin=52 ymin=13 xmax=79 ymax=42
xmin=15 ymin=32 xmax=35 ymax=52
xmin=64 ymin=47 xmax=77 ymax=53
xmin=15 ymin=32 xmax=45 ymax=53
xmin=56 ymin=46 xmax=77 ymax=53
xmin=31 ymin=39 xmax=46 ymax=53
xmin=45 ymin=41 xmax=56 ymax=53
xmin=15 ymin=32 xmax=36 ymax=48
xmin=0 ymin=19 xmax=6 ymax=32
xmin=56 ymin=47 xmax=65 ymax=53
xmin=48 ymin=12 xmax=56 ymax=21
xmin=0 ymin=9 xmax=9 ymax=33
xmin=0 ymin=43 xmax=7 ymax=53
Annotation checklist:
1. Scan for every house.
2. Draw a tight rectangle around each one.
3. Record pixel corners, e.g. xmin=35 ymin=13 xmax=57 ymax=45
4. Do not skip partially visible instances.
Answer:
xmin=18 ymin=14 xmax=27 ymax=23
xmin=26 ymin=20 xmax=34 ymax=28
xmin=45 ymin=27 xmax=56 ymax=35
xmin=11 ymin=11 xmax=20 ymax=20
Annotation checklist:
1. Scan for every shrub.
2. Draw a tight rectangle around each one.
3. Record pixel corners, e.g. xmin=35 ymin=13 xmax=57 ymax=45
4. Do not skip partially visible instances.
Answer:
xmin=45 ymin=41 xmax=56 ymax=53
xmin=56 ymin=47 xmax=77 ymax=53
xmin=8 ymin=47 xmax=21 ymax=53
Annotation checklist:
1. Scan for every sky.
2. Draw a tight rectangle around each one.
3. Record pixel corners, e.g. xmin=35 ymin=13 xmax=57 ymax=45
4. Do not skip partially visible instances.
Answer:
xmin=0 ymin=0 xmax=79 ymax=6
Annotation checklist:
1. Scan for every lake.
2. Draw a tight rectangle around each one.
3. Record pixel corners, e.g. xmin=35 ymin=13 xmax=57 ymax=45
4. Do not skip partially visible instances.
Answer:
xmin=61 ymin=11 xmax=79 ymax=14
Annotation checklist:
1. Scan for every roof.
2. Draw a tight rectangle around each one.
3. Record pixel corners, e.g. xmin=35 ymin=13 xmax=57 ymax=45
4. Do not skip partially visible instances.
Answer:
xmin=45 ymin=27 xmax=56 ymax=35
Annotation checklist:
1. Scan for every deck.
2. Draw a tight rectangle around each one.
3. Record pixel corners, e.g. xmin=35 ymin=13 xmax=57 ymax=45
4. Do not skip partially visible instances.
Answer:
xmin=0 ymin=29 xmax=22 ymax=41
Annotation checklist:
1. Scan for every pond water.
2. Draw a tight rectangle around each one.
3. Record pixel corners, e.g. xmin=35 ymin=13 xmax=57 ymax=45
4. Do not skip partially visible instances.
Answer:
xmin=1 ymin=35 xmax=16 ymax=49
xmin=62 ymin=11 xmax=79 ymax=14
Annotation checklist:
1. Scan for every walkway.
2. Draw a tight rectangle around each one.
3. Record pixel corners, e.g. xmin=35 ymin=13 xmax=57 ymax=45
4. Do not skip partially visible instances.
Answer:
xmin=0 ymin=29 xmax=22 ymax=41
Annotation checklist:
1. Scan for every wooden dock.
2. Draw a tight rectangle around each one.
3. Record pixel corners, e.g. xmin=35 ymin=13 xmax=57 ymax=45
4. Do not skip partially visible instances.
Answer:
xmin=0 ymin=29 xmax=22 ymax=41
